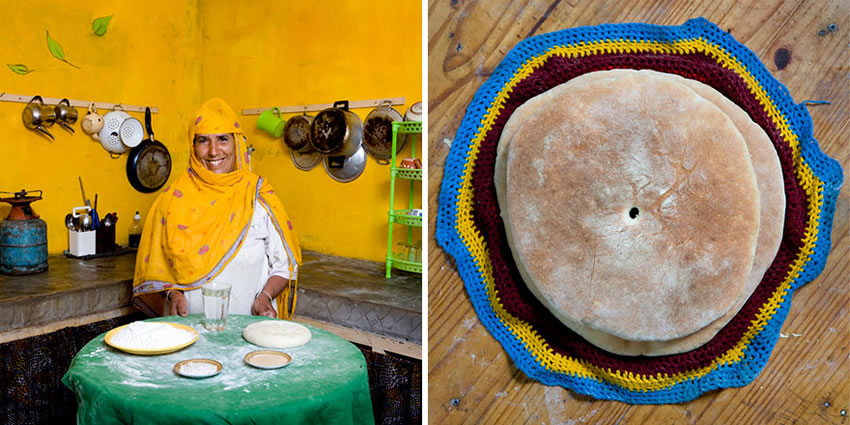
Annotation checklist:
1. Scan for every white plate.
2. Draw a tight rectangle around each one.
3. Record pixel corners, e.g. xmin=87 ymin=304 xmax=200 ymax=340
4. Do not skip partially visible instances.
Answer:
xmin=173 ymin=358 xmax=222 ymax=379
xmin=104 ymin=322 xmax=199 ymax=355
xmin=244 ymin=350 xmax=292 ymax=369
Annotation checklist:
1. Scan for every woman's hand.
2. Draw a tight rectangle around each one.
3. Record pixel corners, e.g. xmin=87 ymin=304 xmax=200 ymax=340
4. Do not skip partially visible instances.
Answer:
xmin=251 ymin=292 xmax=276 ymax=318
xmin=168 ymin=290 xmax=189 ymax=317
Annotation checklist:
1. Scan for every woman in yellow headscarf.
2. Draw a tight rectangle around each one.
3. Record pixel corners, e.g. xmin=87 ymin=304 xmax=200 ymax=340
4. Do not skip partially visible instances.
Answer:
xmin=132 ymin=98 xmax=302 ymax=320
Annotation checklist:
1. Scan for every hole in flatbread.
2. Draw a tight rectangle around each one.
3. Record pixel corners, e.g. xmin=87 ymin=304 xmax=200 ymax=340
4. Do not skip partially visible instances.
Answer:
xmin=629 ymin=207 xmax=640 ymax=219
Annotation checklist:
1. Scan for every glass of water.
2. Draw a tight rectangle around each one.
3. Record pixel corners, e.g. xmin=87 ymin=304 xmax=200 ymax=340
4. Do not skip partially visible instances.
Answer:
xmin=201 ymin=282 xmax=231 ymax=331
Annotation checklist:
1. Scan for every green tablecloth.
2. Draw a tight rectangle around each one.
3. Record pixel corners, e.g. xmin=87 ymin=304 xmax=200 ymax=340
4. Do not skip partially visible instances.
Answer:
xmin=62 ymin=315 xmax=374 ymax=425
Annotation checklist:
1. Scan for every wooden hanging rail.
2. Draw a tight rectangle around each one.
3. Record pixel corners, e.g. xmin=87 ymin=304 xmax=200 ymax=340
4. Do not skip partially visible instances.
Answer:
xmin=241 ymin=96 xmax=405 ymax=115
xmin=0 ymin=93 xmax=158 ymax=113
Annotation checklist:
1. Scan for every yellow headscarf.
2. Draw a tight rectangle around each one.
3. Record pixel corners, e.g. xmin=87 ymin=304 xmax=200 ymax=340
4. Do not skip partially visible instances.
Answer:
xmin=132 ymin=98 xmax=302 ymax=319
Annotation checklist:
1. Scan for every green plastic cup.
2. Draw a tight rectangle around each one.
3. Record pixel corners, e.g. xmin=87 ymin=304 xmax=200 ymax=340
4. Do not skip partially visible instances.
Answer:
xmin=256 ymin=107 xmax=285 ymax=138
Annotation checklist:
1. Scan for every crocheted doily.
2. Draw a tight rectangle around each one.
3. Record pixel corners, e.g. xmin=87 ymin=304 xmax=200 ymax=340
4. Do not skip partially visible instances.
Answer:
xmin=435 ymin=17 xmax=843 ymax=404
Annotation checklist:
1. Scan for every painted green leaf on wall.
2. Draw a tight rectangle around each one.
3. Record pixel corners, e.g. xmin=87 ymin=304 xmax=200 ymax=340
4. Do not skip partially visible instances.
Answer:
xmin=92 ymin=15 xmax=112 ymax=37
xmin=46 ymin=31 xmax=80 ymax=69
xmin=7 ymin=64 xmax=34 ymax=75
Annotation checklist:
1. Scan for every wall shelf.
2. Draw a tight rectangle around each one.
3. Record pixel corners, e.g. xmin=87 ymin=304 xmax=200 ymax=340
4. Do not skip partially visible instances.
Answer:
xmin=0 ymin=93 xmax=158 ymax=113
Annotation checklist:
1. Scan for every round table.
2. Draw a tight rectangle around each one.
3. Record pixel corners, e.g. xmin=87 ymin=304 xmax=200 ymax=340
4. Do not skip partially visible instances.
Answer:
xmin=62 ymin=315 xmax=374 ymax=425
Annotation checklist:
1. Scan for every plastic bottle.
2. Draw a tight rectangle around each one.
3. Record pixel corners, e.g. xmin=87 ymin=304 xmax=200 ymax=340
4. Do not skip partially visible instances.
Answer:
xmin=129 ymin=211 xmax=142 ymax=248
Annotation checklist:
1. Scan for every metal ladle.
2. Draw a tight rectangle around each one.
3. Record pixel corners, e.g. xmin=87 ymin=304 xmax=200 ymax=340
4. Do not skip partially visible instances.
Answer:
xmin=65 ymin=213 xmax=74 ymax=230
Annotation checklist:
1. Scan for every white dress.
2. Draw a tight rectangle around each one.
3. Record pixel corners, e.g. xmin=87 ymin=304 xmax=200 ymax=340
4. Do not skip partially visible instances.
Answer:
xmin=165 ymin=203 xmax=291 ymax=315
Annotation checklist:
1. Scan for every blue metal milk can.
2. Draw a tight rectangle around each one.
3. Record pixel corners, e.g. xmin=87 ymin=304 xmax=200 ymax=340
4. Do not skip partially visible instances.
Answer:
xmin=0 ymin=189 xmax=48 ymax=275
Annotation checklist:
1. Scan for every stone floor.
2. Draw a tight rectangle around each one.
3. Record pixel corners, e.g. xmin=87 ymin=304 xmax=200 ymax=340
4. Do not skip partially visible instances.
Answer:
xmin=0 ymin=250 xmax=423 ymax=344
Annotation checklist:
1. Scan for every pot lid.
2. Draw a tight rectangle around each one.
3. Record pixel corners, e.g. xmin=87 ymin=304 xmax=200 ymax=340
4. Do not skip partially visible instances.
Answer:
xmin=323 ymin=146 xmax=367 ymax=183
xmin=291 ymin=149 xmax=322 ymax=171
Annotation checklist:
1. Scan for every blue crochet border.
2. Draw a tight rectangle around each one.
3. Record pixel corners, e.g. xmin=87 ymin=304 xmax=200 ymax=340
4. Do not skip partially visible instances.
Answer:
xmin=435 ymin=17 xmax=843 ymax=404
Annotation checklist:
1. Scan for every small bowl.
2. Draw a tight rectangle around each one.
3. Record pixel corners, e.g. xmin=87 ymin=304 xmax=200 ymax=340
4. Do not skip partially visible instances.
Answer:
xmin=244 ymin=350 xmax=292 ymax=369
xmin=173 ymin=358 xmax=222 ymax=379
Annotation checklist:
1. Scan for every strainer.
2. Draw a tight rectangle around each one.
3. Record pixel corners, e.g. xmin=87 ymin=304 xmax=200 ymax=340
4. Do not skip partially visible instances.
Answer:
xmin=119 ymin=116 xmax=144 ymax=148
xmin=99 ymin=107 xmax=131 ymax=158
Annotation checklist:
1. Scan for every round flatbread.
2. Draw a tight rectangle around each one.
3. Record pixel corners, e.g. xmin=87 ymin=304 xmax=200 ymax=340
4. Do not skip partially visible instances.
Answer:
xmin=496 ymin=70 xmax=785 ymax=355
xmin=497 ymin=70 xmax=761 ymax=342
xmin=243 ymin=320 xmax=312 ymax=349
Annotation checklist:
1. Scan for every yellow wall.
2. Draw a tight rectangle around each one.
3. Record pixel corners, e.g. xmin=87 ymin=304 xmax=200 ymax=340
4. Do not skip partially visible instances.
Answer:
xmin=199 ymin=0 xmax=423 ymax=261
xmin=1 ymin=0 xmax=422 ymax=262
xmin=0 ymin=0 xmax=202 ymax=254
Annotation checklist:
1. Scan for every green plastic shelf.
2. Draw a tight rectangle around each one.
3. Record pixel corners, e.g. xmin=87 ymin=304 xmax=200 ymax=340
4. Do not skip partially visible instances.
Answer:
xmin=390 ymin=210 xmax=422 ymax=226
xmin=386 ymin=120 xmax=423 ymax=278
xmin=394 ymin=121 xmax=422 ymax=134
xmin=388 ymin=254 xmax=422 ymax=273
xmin=392 ymin=167 xmax=422 ymax=180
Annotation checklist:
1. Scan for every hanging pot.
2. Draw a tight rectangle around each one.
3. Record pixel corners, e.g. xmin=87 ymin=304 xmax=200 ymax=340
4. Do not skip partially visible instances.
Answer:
xmin=81 ymin=103 xmax=104 ymax=137
xmin=54 ymin=98 xmax=78 ymax=134
xmin=403 ymin=101 xmax=422 ymax=122
xmin=283 ymin=113 xmax=314 ymax=152
xmin=21 ymin=95 xmax=56 ymax=140
xmin=362 ymin=100 xmax=404 ymax=165
xmin=324 ymin=145 xmax=367 ymax=183
xmin=310 ymin=100 xmax=361 ymax=157
xmin=99 ymin=106 xmax=132 ymax=158
xmin=126 ymin=107 xmax=172 ymax=193
xmin=398 ymin=101 xmax=422 ymax=151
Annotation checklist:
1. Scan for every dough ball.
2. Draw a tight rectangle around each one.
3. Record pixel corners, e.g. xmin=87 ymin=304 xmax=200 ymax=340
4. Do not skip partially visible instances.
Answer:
xmin=243 ymin=320 xmax=312 ymax=349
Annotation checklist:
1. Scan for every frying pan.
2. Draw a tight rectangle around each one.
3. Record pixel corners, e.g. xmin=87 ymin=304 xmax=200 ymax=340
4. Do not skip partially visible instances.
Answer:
xmin=126 ymin=107 xmax=172 ymax=193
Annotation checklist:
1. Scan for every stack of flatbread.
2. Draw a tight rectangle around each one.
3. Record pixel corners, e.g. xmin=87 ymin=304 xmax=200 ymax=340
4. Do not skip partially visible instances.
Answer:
xmin=495 ymin=70 xmax=785 ymax=356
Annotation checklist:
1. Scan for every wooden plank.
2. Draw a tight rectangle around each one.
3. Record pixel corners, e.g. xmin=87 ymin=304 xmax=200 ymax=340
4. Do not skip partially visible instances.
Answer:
xmin=294 ymin=316 xmax=422 ymax=360
xmin=427 ymin=0 xmax=849 ymax=423
xmin=0 ymin=93 xmax=158 ymax=113
xmin=241 ymin=97 xmax=406 ymax=115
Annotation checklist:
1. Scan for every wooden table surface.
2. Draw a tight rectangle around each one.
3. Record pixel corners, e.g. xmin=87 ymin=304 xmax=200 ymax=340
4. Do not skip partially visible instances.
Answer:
xmin=427 ymin=1 xmax=849 ymax=423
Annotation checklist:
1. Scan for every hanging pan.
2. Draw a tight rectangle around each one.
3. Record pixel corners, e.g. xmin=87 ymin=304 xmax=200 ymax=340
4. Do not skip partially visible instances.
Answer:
xmin=285 ymin=113 xmax=323 ymax=171
xmin=126 ymin=107 xmax=172 ymax=193
xmin=283 ymin=113 xmax=314 ymax=152
xmin=310 ymin=100 xmax=361 ymax=157
xmin=361 ymin=99 xmax=403 ymax=165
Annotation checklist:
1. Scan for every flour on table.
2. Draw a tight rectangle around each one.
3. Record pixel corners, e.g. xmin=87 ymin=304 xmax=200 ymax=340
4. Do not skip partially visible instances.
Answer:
xmin=179 ymin=362 xmax=218 ymax=376
xmin=111 ymin=321 xmax=195 ymax=350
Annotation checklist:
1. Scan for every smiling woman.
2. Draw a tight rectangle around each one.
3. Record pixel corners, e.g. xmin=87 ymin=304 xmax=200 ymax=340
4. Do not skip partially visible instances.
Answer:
xmin=194 ymin=133 xmax=237 ymax=174
xmin=131 ymin=98 xmax=303 ymax=321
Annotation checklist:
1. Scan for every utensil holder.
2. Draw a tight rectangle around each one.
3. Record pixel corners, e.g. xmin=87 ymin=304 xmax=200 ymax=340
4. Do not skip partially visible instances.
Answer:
xmin=69 ymin=229 xmax=96 ymax=256
xmin=96 ymin=225 xmax=116 ymax=254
